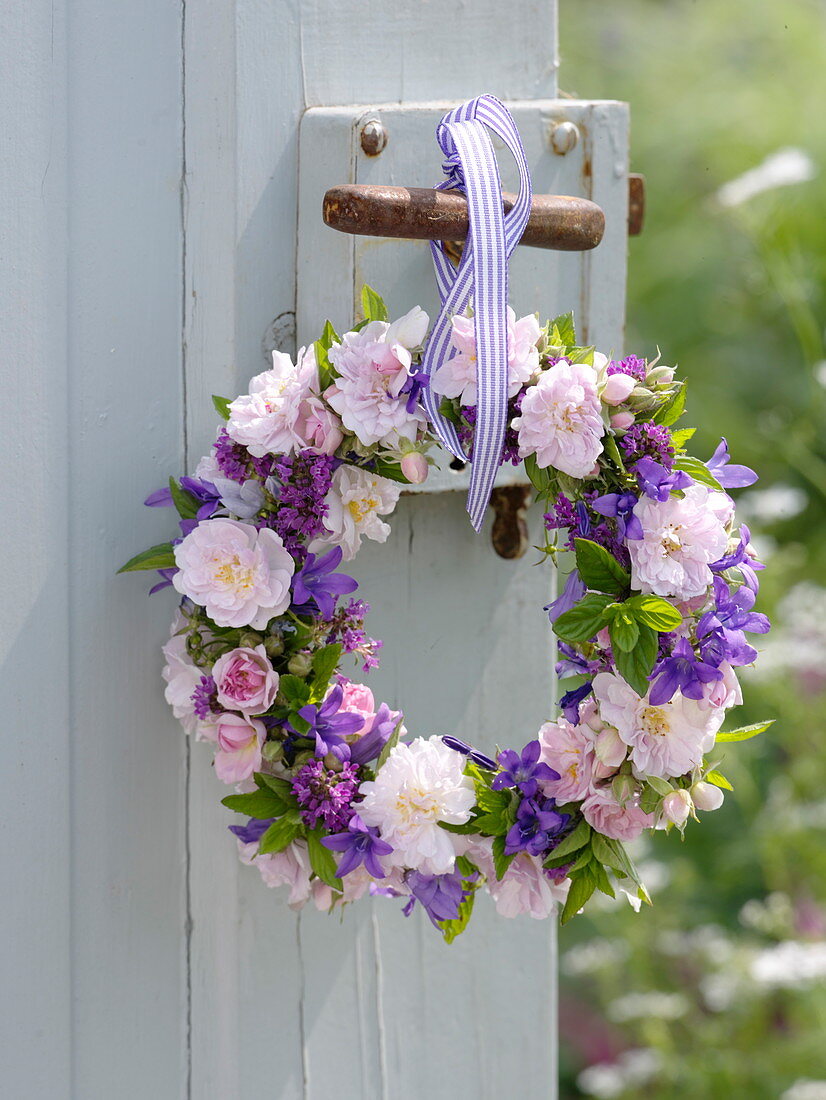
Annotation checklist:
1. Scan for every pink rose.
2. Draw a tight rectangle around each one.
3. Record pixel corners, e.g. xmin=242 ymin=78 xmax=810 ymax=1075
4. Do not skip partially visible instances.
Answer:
xmin=538 ymin=717 xmax=596 ymax=802
xmin=513 ymin=360 xmax=605 ymax=478
xmin=337 ymin=679 xmax=375 ymax=727
xmin=212 ymin=644 xmax=279 ymax=715
xmin=213 ymin=712 xmax=266 ymax=784
xmin=581 ymin=786 xmax=653 ymax=841
xmin=295 ymin=395 xmax=344 ymax=455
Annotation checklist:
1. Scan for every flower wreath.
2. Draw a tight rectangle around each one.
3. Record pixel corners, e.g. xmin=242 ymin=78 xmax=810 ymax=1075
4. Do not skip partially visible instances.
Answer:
xmin=121 ymin=284 xmax=772 ymax=939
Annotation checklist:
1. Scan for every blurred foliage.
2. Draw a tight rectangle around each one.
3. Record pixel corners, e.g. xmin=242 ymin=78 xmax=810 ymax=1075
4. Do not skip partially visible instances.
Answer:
xmin=557 ymin=2 xmax=826 ymax=1096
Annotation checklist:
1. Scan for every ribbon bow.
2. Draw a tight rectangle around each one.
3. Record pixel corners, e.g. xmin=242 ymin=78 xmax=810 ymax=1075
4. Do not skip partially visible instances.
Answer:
xmin=419 ymin=95 xmax=532 ymax=531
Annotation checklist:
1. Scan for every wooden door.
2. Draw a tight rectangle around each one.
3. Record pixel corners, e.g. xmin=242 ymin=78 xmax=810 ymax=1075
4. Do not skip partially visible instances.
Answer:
xmin=4 ymin=2 xmax=628 ymax=1096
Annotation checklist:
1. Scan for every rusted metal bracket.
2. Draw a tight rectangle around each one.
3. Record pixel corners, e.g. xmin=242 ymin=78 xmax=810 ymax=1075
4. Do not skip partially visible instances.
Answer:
xmin=490 ymin=485 xmax=532 ymax=560
xmin=323 ymin=185 xmax=606 ymax=252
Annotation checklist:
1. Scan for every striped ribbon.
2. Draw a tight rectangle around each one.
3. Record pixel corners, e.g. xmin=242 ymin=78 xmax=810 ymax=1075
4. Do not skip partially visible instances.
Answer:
xmin=419 ymin=95 xmax=532 ymax=531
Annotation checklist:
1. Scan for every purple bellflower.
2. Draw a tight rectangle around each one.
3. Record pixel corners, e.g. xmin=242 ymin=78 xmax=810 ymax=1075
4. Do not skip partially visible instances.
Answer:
xmin=441 ymin=736 xmax=498 ymax=771
xmin=292 ymin=546 xmax=358 ymax=620
xmin=697 ymin=577 xmax=770 ymax=667
xmin=298 ymin=683 xmax=367 ymax=760
xmin=402 ymin=870 xmax=474 ymax=927
xmin=706 ymin=438 xmax=758 ymax=489
xmin=647 ymin=638 xmax=723 ymax=705
xmin=545 ymin=570 xmax=587 ymax=624
xmin=349 ymin=704 xmax=402 ymax=766
xmin=635 ymin=456 xmax=693 ymax=502
xmin=504 ymin=797 xmax=569 ymax=857
xmin=228 ymin=816 xmax=275 ymax=845
xmin=399 ymin=369 xmax=430 ymax=414
xmin=559 ymin=681 xmax=594 ymax=724
xmin=493 ymin=740 xmax=560 ymax=798
xmin=590 ymin=490 xmax=643 ymax=540
xmin=321 ymin=813 xmax=393 ymax=878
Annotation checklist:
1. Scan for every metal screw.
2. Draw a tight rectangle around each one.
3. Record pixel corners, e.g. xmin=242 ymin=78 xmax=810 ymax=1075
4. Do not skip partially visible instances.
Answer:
xmin=360 ymin=118 xmax=388 ymax=156
xmin=550 ymin=120 xmax=580 ymax=156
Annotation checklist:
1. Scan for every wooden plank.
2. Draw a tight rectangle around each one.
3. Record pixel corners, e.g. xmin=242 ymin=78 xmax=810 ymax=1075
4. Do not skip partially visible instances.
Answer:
xmin=1 ymin=3 xmax=72 ymax=1095
xmin=63 ymin=1 xmax=188 ymax=1094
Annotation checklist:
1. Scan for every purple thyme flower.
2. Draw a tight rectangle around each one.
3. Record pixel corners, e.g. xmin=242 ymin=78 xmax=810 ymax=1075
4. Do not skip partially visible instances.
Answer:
xmin=298 ymin=683 xmax=367 ymax=760
xmin=228 ymin=816 xmax=274 ymax=845
xmin=545 ymin=571 xmax=587 ymax=624
xmin=291 ymin=546 xmax=358 ymax=620
xmin=441 ymin=736 xmax=498 ymax=771
xmin=269 ymin=450 xmax=335 ymax=562
xmin=457 ymin=395 xmax=522 ymax=467
xmin=607 ymin=354 xmax=647 ymax=382
xmin=402 ymin=870 xmax=474 ymax=927
xmin=325 ymin=598 xmax=383 ymax=671
xmin=321 ymin=813 xmax=393 ymax=878
xmin=350 ymin=703 xmax=402 ymax=766
xmin=559 ymin=681 xmax=594 ymax=724
xmin=191 ymin=674 xmax=218 ymax=719
xmin=620 ymin=422 xmax=675 ymax=468
xmin=590 ymin=490 xmax=643 ymax=541
xmin=647 ymin=638 xmax=723 ymax=705
xmin=706 ymin=438 xmax=758 ymax=489
xmin=504 ymin=797 xmax=569 ymax=857
xmin=292 ymin=757 xmax=359 ymax=831
xmin=214 ymin=429 xmax=252 ymax=483
xmin=634 ymin=455 xmax=693 ymax=502
xmin=492 ymin=740 xmax=560 ymax=798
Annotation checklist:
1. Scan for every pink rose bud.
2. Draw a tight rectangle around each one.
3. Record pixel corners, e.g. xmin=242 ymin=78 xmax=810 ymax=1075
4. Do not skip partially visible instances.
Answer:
xmin=601 ymin=373 xmax=637 ymax=405
xmin=594 ymin=727 xmax=627 ymax=769
xmin=610 ymin=410 xmax=635 ymax=430
xmin=662 ymin=789 xmax=693 ymax=827
xmin=691 ymin=781 xmax=725 ymax=812
xmin=401 ymin=452 xmax=429 ymax=484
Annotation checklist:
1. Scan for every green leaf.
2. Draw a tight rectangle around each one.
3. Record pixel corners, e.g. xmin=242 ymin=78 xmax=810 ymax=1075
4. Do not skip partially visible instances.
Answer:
xmin=361 ymin=284 xmax=389 ymax=323
xmin=609 ymin=610 xmax=640 ymax=653
xmin=212 ymin=394 xmax=232 ymax=420
xmin=706 ymin=769 xmax=734 ymax=791
xmin=438 ymin=398 xmax=461 ymax=425
xmin=640 ymin=785 xmax=663 ymax=815
xmin=549 ymin=311 xmax=577 ymax=347
xmin=604 ymin=433 xmax=627 ymax=475
xmin=117 ymin=542 xmax=176 ymax=574
xmin=645 ymin=775 xmax=674 ymax=796
xmin=544 ymin=818 xmax=591 ymax=863
xmin=573 ymin=538 xmax=631 ymax=595
xmin=591 ymin=834 xmax=643 ymax=888
xmin=221 ymin=787 xmax=288 ymax=818
xmin=438 ymin=819 xmax=479 ymax=836
xmin=716 ymin=720 xmax=774 ymax=743
xmin=590 ymin=859 xmax=616 ymax=899
xmin=653 ymin=383 xmax=686 ymax=426
xmin=670 ymin=427 xmax=696 ymax=451
xmin=311 ymin=643 xmax=343 ymax=698
xmin=672 ymin=455 xmax=723 ymax=491
xmin=288 ymin=711 xmax=311 ymax=736
xmin=625 ymin=594 xmax=684 ymax=632
xmin=371 ymin=458 xmax=409 ymax=484
xmin=553 ymin=593 xmax=615 ymax=644
xmin=168 ymin=476 xmax=200 ymax=519
xmin=376 ymin=719 xmax=403 ymax=770
xmin=280 ymin=674 xmax=311 ymax=706
xmin=492 ymin=835 xmax=516 ymax=881
xmin=307 ymin=827 xmax=343 ymax=891
xmin=254 ymin=773 xmax=295 ymax=803
xmin=524 ymin=453 xmax=554 ymax=495
xmin=613 ymin=622 xmax=658 ymax=695
xmin=258 ymin=812 xmax=303 ymax=855
xmin=314 ymin=320 xmax=341 ymax=389
xmin=560 ymin=866 xmax=597 ymax=924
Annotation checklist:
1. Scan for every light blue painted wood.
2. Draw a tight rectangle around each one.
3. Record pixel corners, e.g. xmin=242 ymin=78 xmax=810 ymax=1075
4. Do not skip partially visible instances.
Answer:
xmin=2 ymin=0 xmax=187 ymax=1095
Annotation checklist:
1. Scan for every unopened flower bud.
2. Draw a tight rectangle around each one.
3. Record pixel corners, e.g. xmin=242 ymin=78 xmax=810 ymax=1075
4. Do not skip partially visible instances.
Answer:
xmin=645 ymin=365 xmax=676 ymax=385
xmin=601 ymin=372 xmax=636 ymax=406
xmin=287 ymin=652 xmax=313 ymax=677
xmin=595 ymin=727 xmax=627 ymax=768
xmin=264 ymin=635 xmax=284 ymax=658
xmin=401 ymin=451 xmax=429 ymax=484
xmin=239 ymin=632 xmax=261 ymax=649
xmin=610 ymin=410 xmax=635 ymax=430
xmin=691 ymin=781 xmax=724 ymax=812
xmin=662 ymin=788 xmax=692 ymax=827
xmin=612 ymin=772 xmax=637 ymax=806
xmin=261 ymin=740 xmax=283 ymax=762
xmin=323 ymin=752 xmax=343 ymax=772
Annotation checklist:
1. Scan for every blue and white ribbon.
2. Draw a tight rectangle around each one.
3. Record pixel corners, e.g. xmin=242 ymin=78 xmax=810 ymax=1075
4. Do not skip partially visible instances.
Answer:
xmin=419 ymin=95 xmax=532 ymax=531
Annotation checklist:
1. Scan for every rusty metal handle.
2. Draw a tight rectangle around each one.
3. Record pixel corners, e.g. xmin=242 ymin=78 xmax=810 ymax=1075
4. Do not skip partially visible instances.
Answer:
xmin=323 ymin=184 xmax=606 ymax=252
